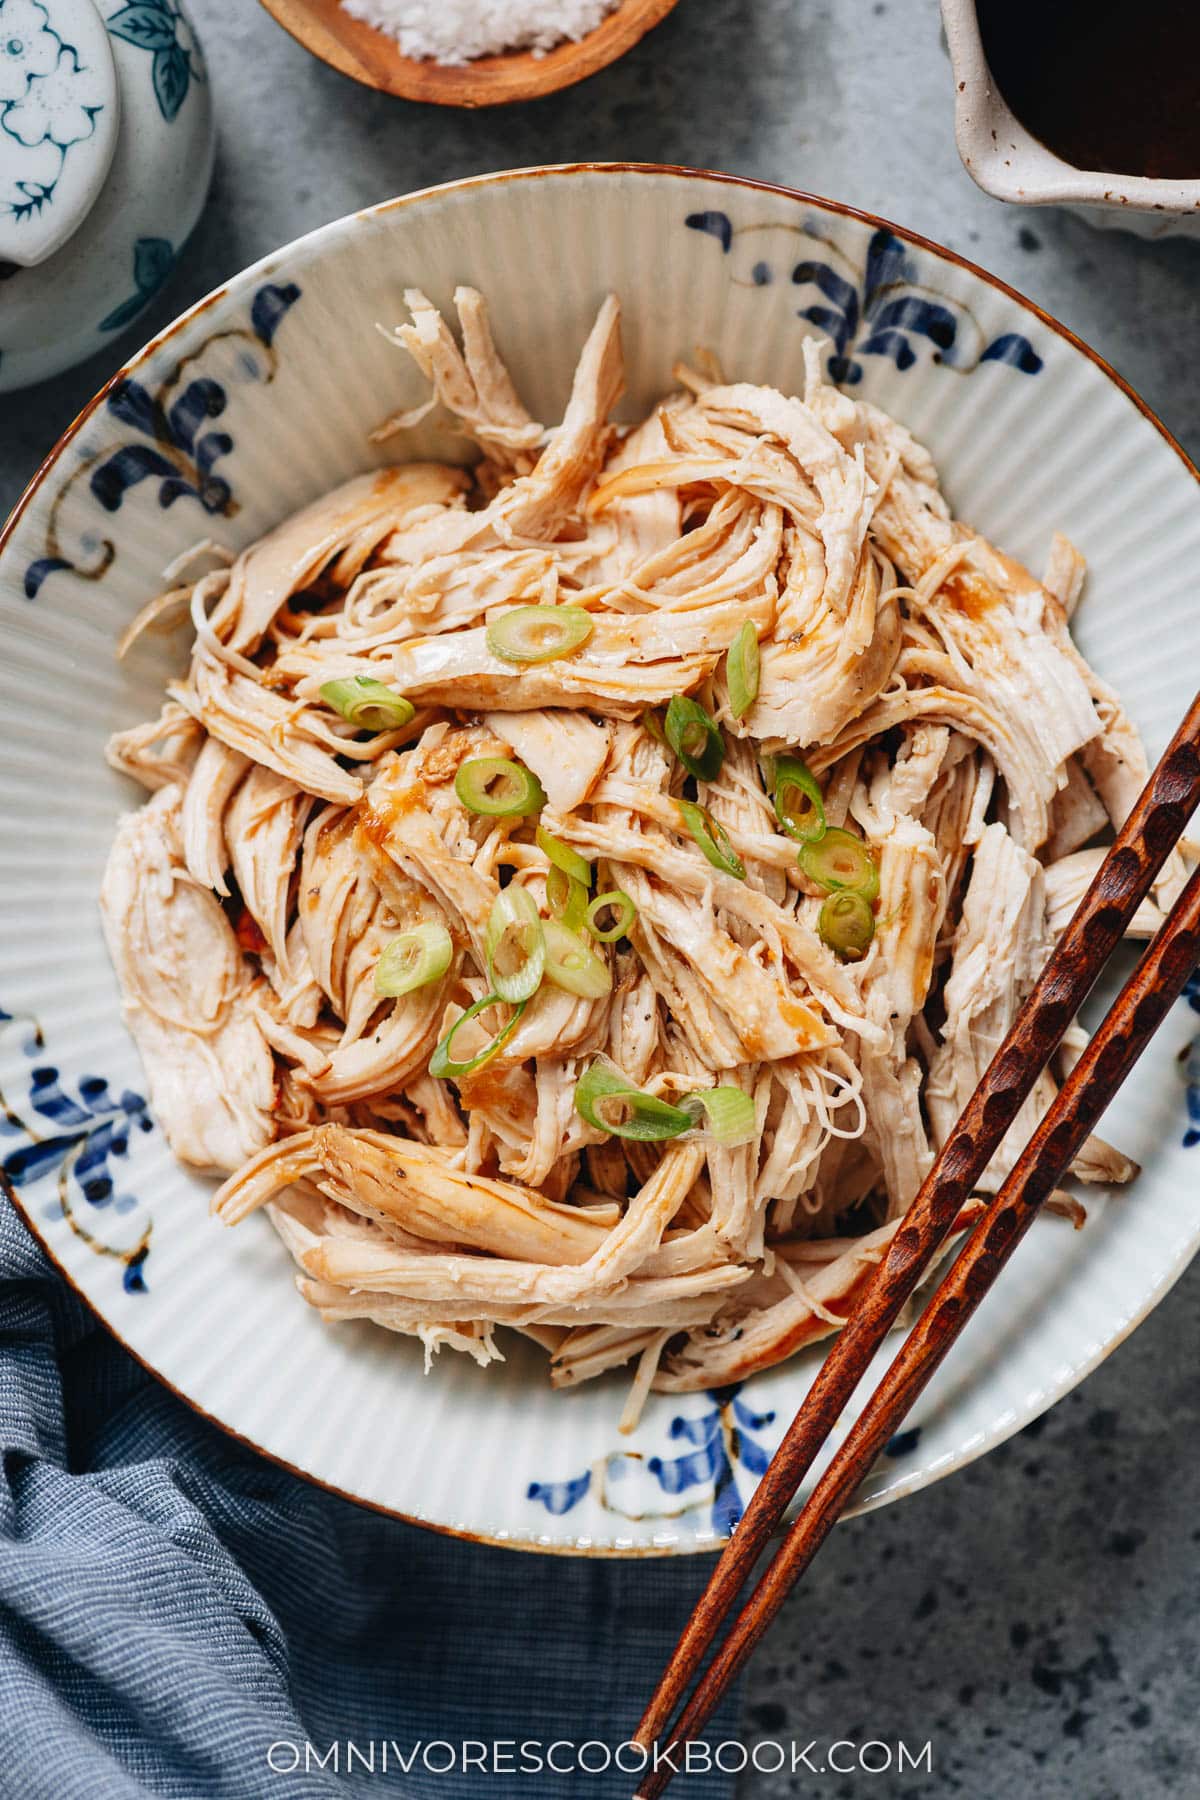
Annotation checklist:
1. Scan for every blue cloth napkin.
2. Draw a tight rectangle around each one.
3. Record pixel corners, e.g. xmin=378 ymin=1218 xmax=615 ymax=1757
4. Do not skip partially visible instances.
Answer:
xmin=0 ymin=1195 xmax=745 ymax=1799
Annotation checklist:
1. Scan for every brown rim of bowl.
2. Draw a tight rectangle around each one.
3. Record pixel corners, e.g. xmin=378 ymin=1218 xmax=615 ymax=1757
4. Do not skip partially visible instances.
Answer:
xmin=255 ymin=0 xmax=681 ymax=108
xmin=3 ymin=163 xmax=1199 ymax=1557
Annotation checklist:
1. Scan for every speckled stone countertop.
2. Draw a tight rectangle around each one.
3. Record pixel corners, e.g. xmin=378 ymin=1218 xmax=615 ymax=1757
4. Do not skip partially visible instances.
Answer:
xmin=3 ymin=2 xmax=1198 ymax=1793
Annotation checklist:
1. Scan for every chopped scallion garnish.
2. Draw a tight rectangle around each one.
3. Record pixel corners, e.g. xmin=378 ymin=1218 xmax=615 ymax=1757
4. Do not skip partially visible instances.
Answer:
xmin=675 ymin=799 xmax=746 ymax=880
xmin=726 ymin=621 xmax=760 ymax=721
xmin=320 ymin=675 xmax=415 ymax=733
xmin=573 ymin=1057 xmax=693 ymax=1141
xmin=771 ymin=754 xmax=826 ymax=844
xmin=680 ymin=1086 xmax=758 ymax=1145
xmin=546 ymin=866 xmax=590 ymax=933
xmin=543 ymin=919 xmax=613 ymax=999
xmin=585 ymin=890 xmax=636 ymax=942
xmin=429 ymin=992 xmax=526 ymax=1081
xmin=486 ymin=605 xmax=594 ymax=665
xmin=535 ymin=825 xmax=593 ymax=889
xmin=373 ymin=922 xmax=453 ymax=998
xmin=455 ymin=757 xmax=546 ymax=818
xmin=641 ymin=708 xmax=667 ymax=746
xmin=817 ymin=889 xmax=876 ymax=962
xmin=665 ymin=695 xmax=725 ymax=781
xmin=799 ymin=826 xmax=880 ymax=901
xmin=485 ymin=886 xmax=545 ymax=1003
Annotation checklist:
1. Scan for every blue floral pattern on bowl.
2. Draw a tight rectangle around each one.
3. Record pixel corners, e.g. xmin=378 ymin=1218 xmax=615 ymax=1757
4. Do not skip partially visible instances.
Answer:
xmin=24 ymin=277 xmax=301 ymax=600
xmin=529 ymin=1386 xmax=777 ymax=1536
xmin=1182 ymin=971 xmax=1200 ymax=1149
xmin=529 ymin=954 xmax=1199 ymax=1540
xmin=0 ymin=1005 xmax=154 ymax=1291
xmin=2 ymin=171 xmax=1195 ymax=1550
xmin=686 ymin=212 xmax=1043 ymax=384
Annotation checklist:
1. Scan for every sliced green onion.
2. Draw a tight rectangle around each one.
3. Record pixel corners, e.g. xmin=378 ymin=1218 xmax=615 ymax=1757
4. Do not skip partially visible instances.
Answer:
xmin=373 ymin=922 xmax=452 ymax=998
xmin=535 ymin=825 xmax=592 ymax=889
xmin=537 ymin=829 xmax=596 ymax=935
xmin=574 ymin=1057 xmax=692 ymax=1141
xmin=675 ymin=799 xmax=746 ymax=880
xmin=681 ymin=1086 xmax=758 ymax=1145
xmin=543 ymin=919 xmax=612 ymax=999
xmin=641 ymin=708 xmax=667 ymax=746
xmin=726 ymin=621 xmax=760 ymax=720
xmin=486 ymin=605 xmax=594 ymax=665
xmin=485 ymin=886 xmax=545 ymax=1003
xmin=799 ymin=826 xmax=880 ymax=901
xmin=772 ymin=754 xmax=826 ymax=844
xmin=665 ymin=695 xmax=725 ymax=781
xmin=817 ymin=890 xmax=876 ymax=962
xmin=429 ymin=992 xmax=526 ymax=1080
xmin=546 ymin=866 xmax=589 ymax=932
xmin=585 ymin=890 xmax=636 ymax=942
xmin=455 ymin=757 xmax=546 ymax=818
xmin=320 ymin=675 xmax=415 ymax=733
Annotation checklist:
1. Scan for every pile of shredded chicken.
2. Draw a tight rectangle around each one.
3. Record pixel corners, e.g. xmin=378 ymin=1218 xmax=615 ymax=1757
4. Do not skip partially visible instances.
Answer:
xmin=101 ymin=288 xmax=1185 ymax=1426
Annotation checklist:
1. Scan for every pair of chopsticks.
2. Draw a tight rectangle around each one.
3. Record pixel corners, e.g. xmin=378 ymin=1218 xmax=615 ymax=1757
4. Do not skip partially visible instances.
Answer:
xmin=632 ymin=692 xmax=1200 ymax=1799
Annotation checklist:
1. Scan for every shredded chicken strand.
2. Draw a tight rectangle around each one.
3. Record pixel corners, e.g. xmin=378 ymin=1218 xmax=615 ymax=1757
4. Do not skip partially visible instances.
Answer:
xmin=100 ymin=289 xmax=1163 ymax=1412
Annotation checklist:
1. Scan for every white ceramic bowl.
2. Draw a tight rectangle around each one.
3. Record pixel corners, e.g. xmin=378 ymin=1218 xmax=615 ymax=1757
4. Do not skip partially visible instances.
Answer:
xmin=2 ymin=165 xmax=1199 ymax=1554
xmin=942 ymin=0 xmax=1200 ymax=239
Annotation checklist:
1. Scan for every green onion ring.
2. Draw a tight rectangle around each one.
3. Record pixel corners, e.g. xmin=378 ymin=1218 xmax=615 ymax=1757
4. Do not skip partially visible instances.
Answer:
xmin=320 ymin=676 xmax=415 ymax=733
xmin=543 ymin=919 xmax=613 ymax=1000
xmin=546 ymin=866 xmax=590 ymax=933
xmin=373 ymin=922 xmax=453 ymax=998
xmin=574 ymin=1057 xmax=692 ymax=1141
xmin=455 ymin=757 xmax=546 ymax=818
xmin=484 ymin=886 xmax=545 ymax=1003
xmin=429 ymin=992 xmax=526 ymax=1081
xmin=665 ymin=695 xmax=725 ymax=781
xmin=799 ymin=826 xmax=880 ymax=901
xmin=585 ymin=890 xmax=636 ymax=943
xmin=535 ymin=825 xmax=593 ymax=889
xmin=486 ymin=605 xmax=594 ymax=665
xmin=726 ymin=621 xmax=760 ymax=720
xmin=641 ymin=708 xmax=667 ymax=746
xmin=675 ymin=799 xmax=746 ymax=880
xmin=771 ymin=754 xmax=826 ymax=844
xmin=681 ymin=1086 xmax=758 ymax=1145
xmin=817 ymin=890 xmax=876 ymax=962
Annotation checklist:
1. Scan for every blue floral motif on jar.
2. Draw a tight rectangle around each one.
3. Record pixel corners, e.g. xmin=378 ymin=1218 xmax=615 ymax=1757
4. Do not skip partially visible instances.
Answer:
xmin=105 ymin=0 xmax=205 ymax=123
xmin=686 ymin=211 xmax=1044 ymax=385
xmin=0 ymin=0 xmax=108 ymax=225
xmin=528 ymin=1385 xmax=777 ymax=1536
xmin=0 ymin=1005 xmax=155 ymax=1291
xmin=99 ymin=233 xmax=175 ymax=332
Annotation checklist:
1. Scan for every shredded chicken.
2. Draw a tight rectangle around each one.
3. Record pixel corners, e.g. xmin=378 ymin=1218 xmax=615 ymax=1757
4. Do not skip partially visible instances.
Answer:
xmin=100 ymin=289 xmax=1166 ymax=1420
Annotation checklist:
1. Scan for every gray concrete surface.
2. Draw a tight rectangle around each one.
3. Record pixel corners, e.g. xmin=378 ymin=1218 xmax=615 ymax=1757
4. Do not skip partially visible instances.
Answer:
xmin=2 ymin=1 xmax=1198 ymax=1793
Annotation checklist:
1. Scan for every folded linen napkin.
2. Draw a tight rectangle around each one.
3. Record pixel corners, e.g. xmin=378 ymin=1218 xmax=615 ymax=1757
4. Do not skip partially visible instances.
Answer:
xmin=0 ymin=1195 xmax=744 ymax=1799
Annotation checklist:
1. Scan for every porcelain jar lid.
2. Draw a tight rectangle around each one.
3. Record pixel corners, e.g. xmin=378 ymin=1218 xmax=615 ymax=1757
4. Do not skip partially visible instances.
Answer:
xmin=0 ymin=0 xmax=119 ymax=268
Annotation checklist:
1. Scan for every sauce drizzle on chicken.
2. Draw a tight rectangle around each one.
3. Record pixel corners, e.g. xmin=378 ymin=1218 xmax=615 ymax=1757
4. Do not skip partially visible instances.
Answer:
xmin=101 ymin=288 xmax=1180 ymax=1420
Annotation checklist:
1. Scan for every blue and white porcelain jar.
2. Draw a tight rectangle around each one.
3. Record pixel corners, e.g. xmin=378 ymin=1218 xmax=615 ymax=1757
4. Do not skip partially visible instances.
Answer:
xmin=0 ymin=0 xmax=213 ymax=391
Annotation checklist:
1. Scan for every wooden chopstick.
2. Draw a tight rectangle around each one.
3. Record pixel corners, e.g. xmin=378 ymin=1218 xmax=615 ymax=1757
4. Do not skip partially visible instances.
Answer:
xmin=635 ymin=859 xmax=1200 ymax=1797
xmin=632 ymin=691 xmax=1200 ymax=1787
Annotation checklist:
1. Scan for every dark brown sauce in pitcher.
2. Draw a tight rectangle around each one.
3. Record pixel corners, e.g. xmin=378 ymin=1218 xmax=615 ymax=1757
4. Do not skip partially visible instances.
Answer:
xmin=977 ymin=0 xmax=1200 ymax=180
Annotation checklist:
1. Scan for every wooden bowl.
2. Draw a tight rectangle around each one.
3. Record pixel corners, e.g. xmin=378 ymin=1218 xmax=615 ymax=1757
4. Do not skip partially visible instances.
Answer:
xmin=257 ymin=0 xmax=681 ymax=107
